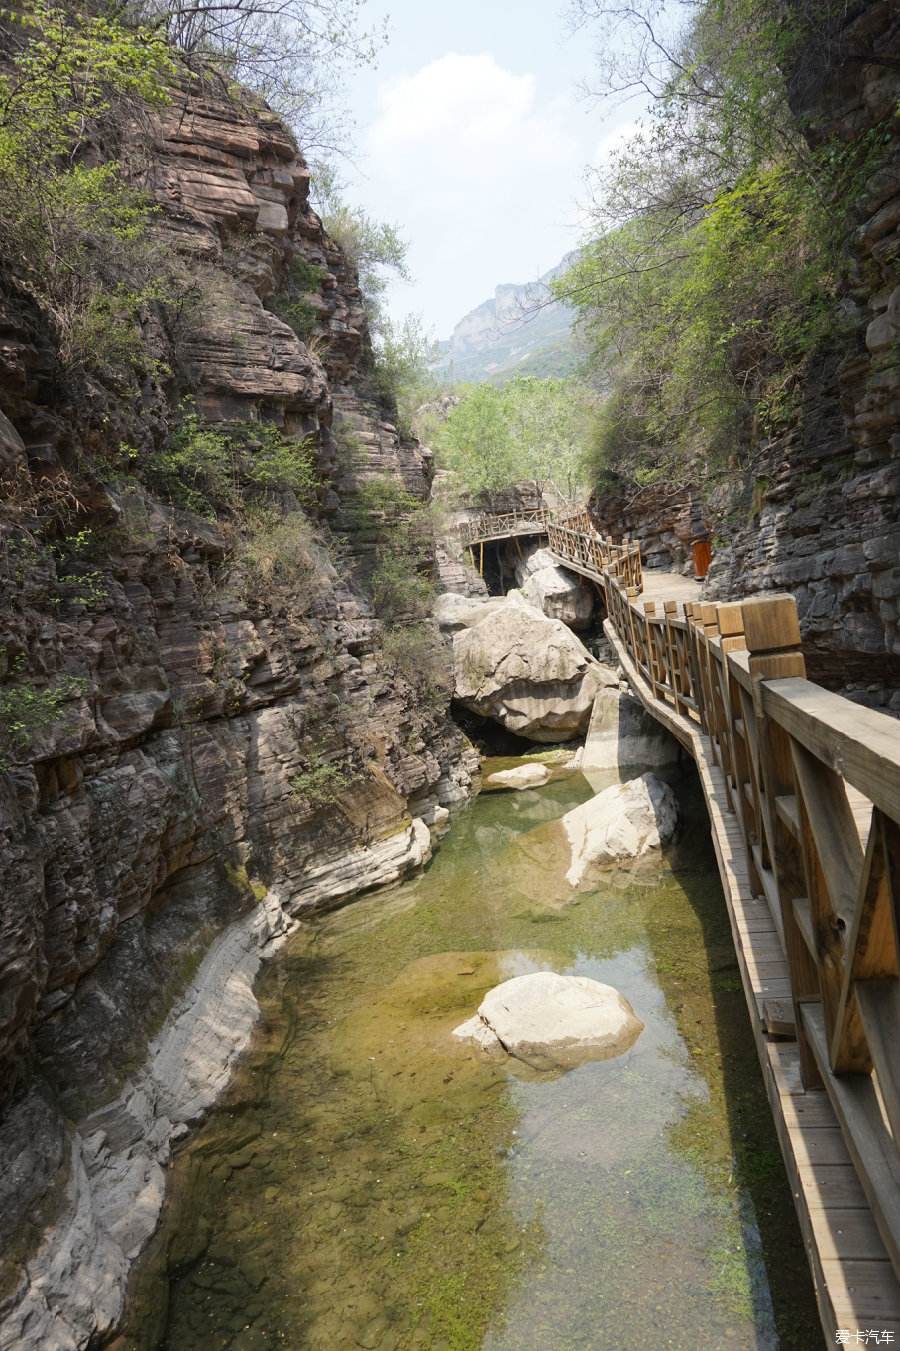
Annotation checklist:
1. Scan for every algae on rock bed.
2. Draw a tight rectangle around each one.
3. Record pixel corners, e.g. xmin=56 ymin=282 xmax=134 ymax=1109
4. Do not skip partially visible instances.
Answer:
xmin=121 ymin=766 xmax=820 ymax=1351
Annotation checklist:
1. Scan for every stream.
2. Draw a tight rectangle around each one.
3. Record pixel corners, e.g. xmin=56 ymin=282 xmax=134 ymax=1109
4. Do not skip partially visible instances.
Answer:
xmin=121 ymin=763 xmax=821 ymax=1351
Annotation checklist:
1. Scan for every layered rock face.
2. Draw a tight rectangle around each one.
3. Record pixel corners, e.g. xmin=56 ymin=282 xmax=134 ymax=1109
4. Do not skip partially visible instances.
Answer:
xmin=0 ymin=85 xmax=476 ymax=1346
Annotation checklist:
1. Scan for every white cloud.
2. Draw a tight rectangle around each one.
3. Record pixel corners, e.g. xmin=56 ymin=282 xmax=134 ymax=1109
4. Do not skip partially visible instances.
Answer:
xmin=369 ymin=53 xmax=562 ymax=170
xmin=352 ymin=52 xmax=587 ymax=333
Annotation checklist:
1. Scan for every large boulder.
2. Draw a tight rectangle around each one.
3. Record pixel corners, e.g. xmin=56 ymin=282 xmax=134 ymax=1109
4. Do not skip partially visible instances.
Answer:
xmin=514 ymin=547 xmax=594 ymax=629
xmin=452 ymin=971 xmax=643 ymax=1070
xmin=434 ymin=591 xmax=508 ymax=633
xmin=581 ymin=687 xmax=680 ymax=771
xmin=451 ymin=596 xmax=617 ymax=742
xmin=562 ymin=772 xmax=679 ymax=886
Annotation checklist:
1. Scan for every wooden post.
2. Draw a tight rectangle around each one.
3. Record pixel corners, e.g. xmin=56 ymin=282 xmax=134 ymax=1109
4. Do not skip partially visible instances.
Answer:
xmin=742 ymin=594 xmax=806 ymax=714
xmin=740 ymin=593 xmax=820 ymax=1086
xmin=663 ymin=599 xmax=679 ymax=712
xmin=716 ymin=602 xmax=763 ymax=895
xmin=699 ymin=603 xmax=722 ymax=761
xmin=644 ymin=601 xmax=659 ymax=697
xmin=684 ymin=602 xmax=707 ymax=728
xmin=712 ymin=600 xmax=745 ymax=810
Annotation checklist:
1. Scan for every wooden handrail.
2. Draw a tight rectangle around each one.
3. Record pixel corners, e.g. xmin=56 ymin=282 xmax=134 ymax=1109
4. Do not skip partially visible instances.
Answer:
xmin=599 ymin=564 xmax=900 ymax=1292
xmin=459 ymin=502 xmax=645 ymax=594
xmin=459 ymin=506 xmax=552 ymax=549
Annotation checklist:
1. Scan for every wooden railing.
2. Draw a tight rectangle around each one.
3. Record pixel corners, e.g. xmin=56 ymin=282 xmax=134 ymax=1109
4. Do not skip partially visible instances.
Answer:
xmin=459 ymin=506 xmax=551 ymax=549
xmin=461 ymin=503 xmax=645 ymax=594
xmin=601 ymin=560 xmax=900 ymax=1284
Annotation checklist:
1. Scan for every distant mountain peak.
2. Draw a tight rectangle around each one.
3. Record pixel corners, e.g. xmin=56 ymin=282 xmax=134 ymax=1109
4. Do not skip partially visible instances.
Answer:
xmin=432 ymin=251 xmax=581 ymax=385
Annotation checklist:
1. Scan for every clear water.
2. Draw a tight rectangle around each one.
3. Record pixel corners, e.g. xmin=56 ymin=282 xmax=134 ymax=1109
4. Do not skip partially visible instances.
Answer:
xmin=122 ymin=766 xmax=821 ymax=1351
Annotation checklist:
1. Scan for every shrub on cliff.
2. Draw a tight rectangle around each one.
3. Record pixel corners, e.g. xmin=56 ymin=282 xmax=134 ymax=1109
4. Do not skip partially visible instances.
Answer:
xmin=236 ymin=511 xmax=329 ymax=616
xmin=381 ymin=624 xmax=452 ymax=712
xmin=0 ymin=3 xmax=177 ymax=378
xmin=133 ymin=0 xmax=385 ymax=147
xmin=146 ymin=404 xmax=317 ymax=516
xmin=558 ymin=0 xmax=895 ymax=497
xmin=370 ymin=314 xmax=438 ymax=438
xmin=269 ymin=256 xmax=327 ymax=341
xmin=352 ymin=476 xmax=436 ymax=623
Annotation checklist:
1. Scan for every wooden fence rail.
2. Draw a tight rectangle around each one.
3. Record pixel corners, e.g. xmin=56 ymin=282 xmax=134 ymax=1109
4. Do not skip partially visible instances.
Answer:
xmin=460 ymin=504 xmax=644 ymax=594
xmin=599 ymin=556 xmax=900 ymax=1318
xmin=458 ymin=507 xmax=552 ymax=549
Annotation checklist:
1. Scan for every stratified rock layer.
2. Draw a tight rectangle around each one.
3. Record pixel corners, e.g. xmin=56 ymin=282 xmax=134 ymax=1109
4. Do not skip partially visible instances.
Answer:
xmin=0 ymin=84 xmax=476 ymax=1349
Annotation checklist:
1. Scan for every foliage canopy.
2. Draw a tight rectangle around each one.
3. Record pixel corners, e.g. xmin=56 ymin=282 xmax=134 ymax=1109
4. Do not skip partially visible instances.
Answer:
xmin=434 ymin=377 xmax=597 ymax=500
xmin=556 ymin=0 xmax=888 ymax=496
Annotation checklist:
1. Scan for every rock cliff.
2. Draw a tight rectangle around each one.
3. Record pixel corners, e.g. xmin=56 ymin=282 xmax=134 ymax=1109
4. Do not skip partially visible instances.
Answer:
xmin=588 ymin=2 xmax=900 ymax=703
xmin=0 ymin=83 xmax=476 ymax=1347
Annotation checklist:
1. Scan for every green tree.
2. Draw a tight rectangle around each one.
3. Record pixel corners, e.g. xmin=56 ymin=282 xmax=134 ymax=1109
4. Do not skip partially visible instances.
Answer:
xmin=555 ymin=0 xmax=884 ymax=495
xmin=371 ymin=314 xmax=438 ymax=436
xmin=434 ymin=377 xmax=596 ymax=500
xmin=434 ymin=385 xmax=519 ymax=500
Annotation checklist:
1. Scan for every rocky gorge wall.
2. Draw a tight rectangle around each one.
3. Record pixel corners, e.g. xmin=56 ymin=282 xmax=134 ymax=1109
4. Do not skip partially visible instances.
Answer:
xmin=589 ymin=0 xmax=900 ymax=703
xmin=0 ymin=84 xmax=476 ymax=1349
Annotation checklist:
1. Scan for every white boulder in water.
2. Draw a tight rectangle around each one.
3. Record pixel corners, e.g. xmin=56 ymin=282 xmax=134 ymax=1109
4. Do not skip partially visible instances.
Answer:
xmin=485 ymin=763 xmax=550 ymax=790
xmin=452 ymin=970 xmax=643 ymax=1071
xmin=562 ymin=772 xmax=679 ymax=886
xmin=581 ymin=687 xmax=679 ymax=771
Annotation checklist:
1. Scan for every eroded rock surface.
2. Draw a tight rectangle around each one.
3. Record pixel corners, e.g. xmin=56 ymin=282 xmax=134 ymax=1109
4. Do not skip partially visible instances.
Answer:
xmin=452 ymin=971 xmax=644 ymax=1070
xmin=562 ymin=773 xmax=680 ymax=886
xmin=450 ymin=595 xmax=618 ymax=741
xmin=515 ymin=546 xmax=594 ymax=629
xmin=0 ymin=84 xmax=477 ymax=1350
xmin=581 ymin=688 xmax=680 ymax=771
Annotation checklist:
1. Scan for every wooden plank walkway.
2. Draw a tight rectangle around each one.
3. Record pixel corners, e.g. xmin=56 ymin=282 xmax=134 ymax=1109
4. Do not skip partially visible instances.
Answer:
xmin=606 ymin=602 xmax=900 ymax=1349
xmin=636 ymin=570 xmax=702 ymax=610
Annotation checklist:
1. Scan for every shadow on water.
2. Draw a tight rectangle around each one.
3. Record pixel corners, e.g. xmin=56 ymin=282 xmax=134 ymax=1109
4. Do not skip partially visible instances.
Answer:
xmin=653 ymin=764 xmax=822 ymax=1350
xmin=115 ymin=763 xmax=821 ymax=1351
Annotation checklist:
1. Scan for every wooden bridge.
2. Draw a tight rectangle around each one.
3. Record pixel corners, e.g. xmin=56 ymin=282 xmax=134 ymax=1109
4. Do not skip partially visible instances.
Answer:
xmin=460 ymin=505 xmax=900 ymax=1344
xmin=461 ymin=503 xmax=645 ymax=592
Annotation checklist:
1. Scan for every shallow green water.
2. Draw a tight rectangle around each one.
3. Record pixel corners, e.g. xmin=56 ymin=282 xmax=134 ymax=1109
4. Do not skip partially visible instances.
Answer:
xmin=122 ymin=767 xmax=821 ymax=1351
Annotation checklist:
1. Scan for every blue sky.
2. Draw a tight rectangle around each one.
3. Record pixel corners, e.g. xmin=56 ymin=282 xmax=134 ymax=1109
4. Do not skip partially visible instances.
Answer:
xmin=336 ymin=0 xmax=647 ymax=336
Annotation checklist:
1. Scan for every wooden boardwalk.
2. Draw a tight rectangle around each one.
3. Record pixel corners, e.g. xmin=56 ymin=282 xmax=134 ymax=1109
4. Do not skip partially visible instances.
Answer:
xmin=460 ymin=505 xmax=900 ymax=1346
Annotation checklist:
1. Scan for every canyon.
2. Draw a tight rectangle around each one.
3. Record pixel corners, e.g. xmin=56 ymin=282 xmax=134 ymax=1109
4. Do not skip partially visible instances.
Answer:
xmin=0 ymin=4 xmax=899 ymax=1348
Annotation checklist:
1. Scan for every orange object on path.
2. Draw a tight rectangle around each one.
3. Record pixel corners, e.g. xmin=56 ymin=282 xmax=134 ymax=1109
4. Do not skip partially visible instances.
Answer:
xmin=692 ymin=538 xmax=712 ymax=580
